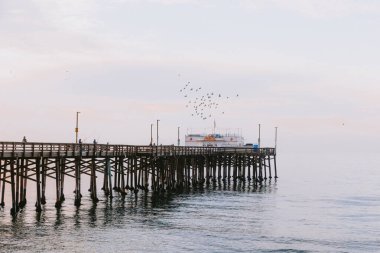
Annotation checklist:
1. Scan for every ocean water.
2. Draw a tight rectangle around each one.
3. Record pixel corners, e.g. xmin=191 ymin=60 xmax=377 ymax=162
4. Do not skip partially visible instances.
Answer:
xmin=1 ymin=153 xmax=380 ymax=252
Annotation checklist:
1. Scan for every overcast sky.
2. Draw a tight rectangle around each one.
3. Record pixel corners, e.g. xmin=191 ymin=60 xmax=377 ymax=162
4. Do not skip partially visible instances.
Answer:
xmin=1 ymin=0 xmax=379 ymax=153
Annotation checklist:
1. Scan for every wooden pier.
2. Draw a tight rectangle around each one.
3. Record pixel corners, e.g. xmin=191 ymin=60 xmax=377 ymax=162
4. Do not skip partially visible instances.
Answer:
xmin=0 ymin=142 xmax=277 ymax=216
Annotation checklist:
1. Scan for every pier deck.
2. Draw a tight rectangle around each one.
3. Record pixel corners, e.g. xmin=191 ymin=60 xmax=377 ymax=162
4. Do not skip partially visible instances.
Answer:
xmin=0 ymin=142 xmax=277 ymax=216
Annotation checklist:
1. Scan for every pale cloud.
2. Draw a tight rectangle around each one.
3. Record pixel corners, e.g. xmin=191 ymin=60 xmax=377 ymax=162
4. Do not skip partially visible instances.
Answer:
xmin=36 ymin=0 xmax=103 ymax=32
xmin=149 ymin=0 xmax=199 ymax=4
xmin=241 ymin=0 xmax=380 ymax=18
xmin=112 ymin=0 xmax=200 ymax=4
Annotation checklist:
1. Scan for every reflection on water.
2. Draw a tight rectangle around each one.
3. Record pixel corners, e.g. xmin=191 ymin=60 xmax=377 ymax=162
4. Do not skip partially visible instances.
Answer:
xmin=0 ymin=180 xmax=278 ymax=252
xmin=1 ymin=154 xmax=380 ymax=252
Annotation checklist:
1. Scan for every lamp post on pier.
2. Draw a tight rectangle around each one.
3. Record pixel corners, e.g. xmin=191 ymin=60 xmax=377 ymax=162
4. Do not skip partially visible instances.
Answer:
xmin=258 ymin=123 xmax=261 ymax=148
xmin=275 ymin=126 xmax=278 ymax=151
xmin=156 ymin=119 xmax=160 ymax=146
xmin=75 ymin=112 xmax=80 ymax=144
xmin=177 ymin=126 xmax=180 ymax=146
xmin=150 ymin=123 xmax=154 ymax=145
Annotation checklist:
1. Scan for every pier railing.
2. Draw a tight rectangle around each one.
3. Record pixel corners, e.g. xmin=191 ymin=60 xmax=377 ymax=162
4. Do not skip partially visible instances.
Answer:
xmin=0 ymin=142 xmax=275 ymax=158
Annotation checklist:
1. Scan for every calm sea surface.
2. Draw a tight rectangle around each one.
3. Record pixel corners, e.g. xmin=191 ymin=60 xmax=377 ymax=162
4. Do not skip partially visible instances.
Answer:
xmin=1 ymin=153 xmax=380 ymax=252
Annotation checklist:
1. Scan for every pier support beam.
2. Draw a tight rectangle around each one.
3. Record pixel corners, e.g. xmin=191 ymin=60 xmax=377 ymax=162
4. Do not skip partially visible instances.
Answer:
xmin=144 ymin=157 xmax=149 ymax=191
xmin=233 ymin=155 xmax=237 ymax=182
xmin=16 ymin=158 xmax=21 ymax=212
xmin=258 ymin=156 xmax=263 ymax=182
xmin=60 ymin=158 xmax=66 ymax=202
xmin=120 ymin=157 xmax=127 ymax=196
xmin=35 ymin=158 xmax=42 ymax=212
xmin=205 ymin=157 xmax=210 ymax=185
xmin=90 ymin=158 xmax=99 ymax=203
xmin=217 ymin=157 xmax=222 ymax=181
xmin=133 ymin=157 xmax=139 ymax=194
xmin=41 ymin=158 xmax=47 ymax=205
xmin=106 ymin=158 xmax=113 ymax=199
xmin=0 ymin=159 xmax=2 ymax=207
xmin=113 ymin=157 xmax=118 ymax=191
xmin=1 ymin=161 xmax=6 ymax=208
xmin=274 ymin=155 xmax=278 ymax=179
xmin=10 ymin=159 xmax=17 ymax=216
xmin=247 ymin=157 xmax=251 ymax=181
xmin=254 ymin=156 xmax=257 ymax=181
xmin=55 ymin=159 xmax=62 ymax=208
xmin=263 ymin=157 xmax=267 ymax=180
xmin=242 ymin=156 xmax=246 ymax=182
xmin=268 ymin=156 xmax=272 ymax=179
xmin=74 ymin=158 xmax=81 ymax=207
xmin=20 ymin=159 xmax=28 ymax=208
xmin=228 ymin=155 xmax=232 ymax=181
xmin=222 ymin=157 xmax=227 ymax=181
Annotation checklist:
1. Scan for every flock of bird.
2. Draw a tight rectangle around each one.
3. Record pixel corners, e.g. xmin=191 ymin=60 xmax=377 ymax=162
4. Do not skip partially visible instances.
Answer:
xmin=179 ymin=81 xmax=239 ymax=120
